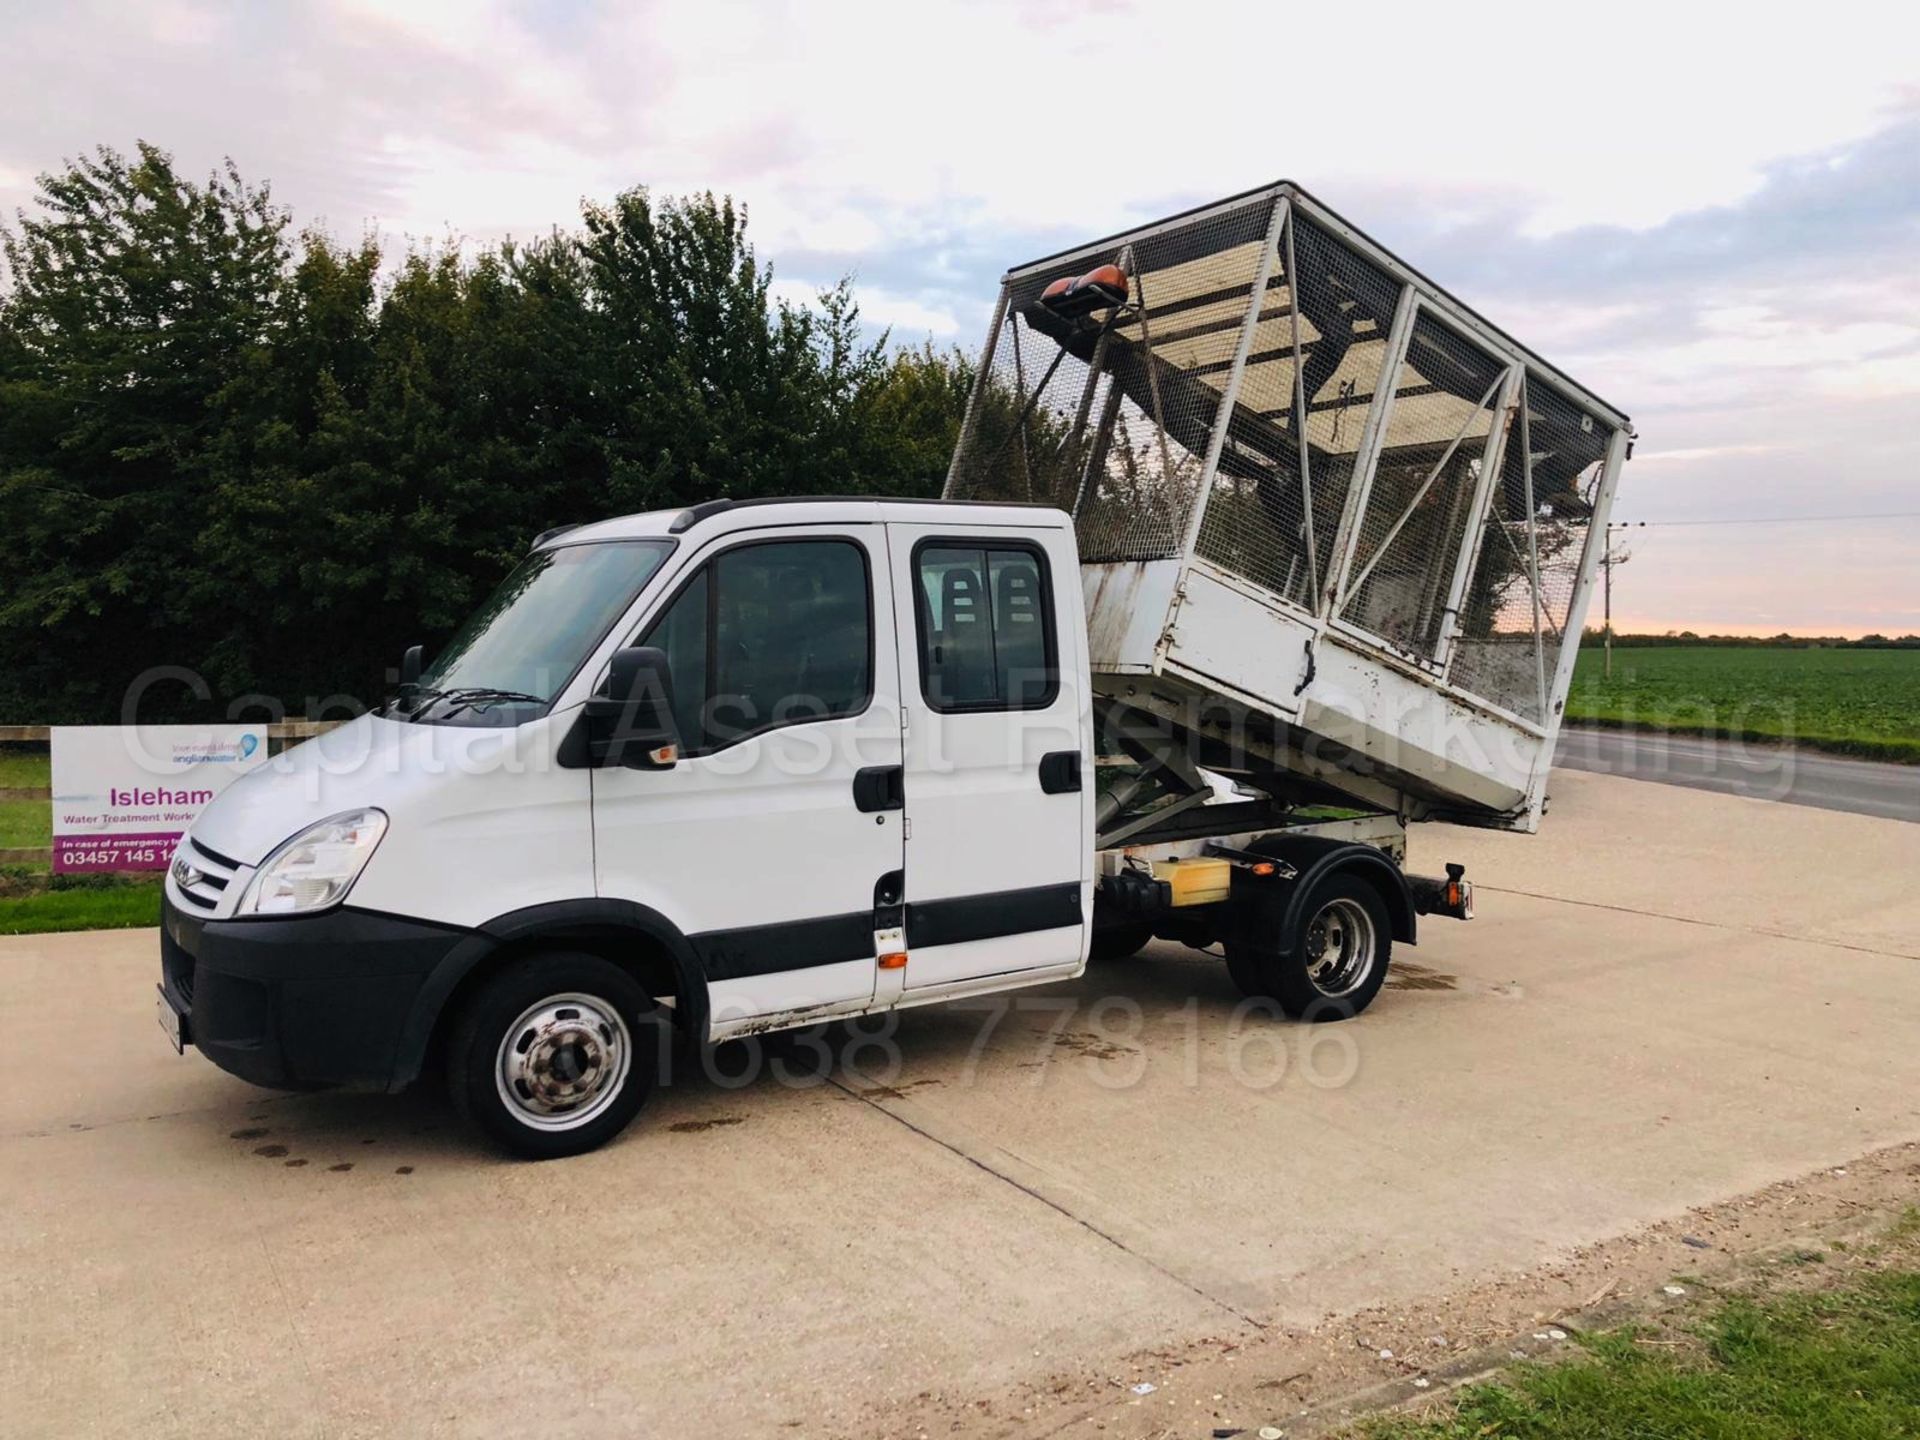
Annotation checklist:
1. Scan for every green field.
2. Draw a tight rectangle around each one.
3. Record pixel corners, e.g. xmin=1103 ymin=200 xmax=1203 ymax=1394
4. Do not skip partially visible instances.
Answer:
xmin=1566 ymin=647 xmax=1920 ymax=763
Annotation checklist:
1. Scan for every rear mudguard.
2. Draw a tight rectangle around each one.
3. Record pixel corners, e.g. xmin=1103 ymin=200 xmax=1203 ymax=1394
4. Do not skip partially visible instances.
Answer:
xmin=1234 ymin=834 xmax=1416 ymax=954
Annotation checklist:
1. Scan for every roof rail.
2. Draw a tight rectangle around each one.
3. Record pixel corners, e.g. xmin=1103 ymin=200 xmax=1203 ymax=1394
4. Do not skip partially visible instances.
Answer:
xmin=668 ymin=498 xmax=737 ymax=533
xmin=668 ymin=493 xmax=1056 ymax=534
xmin=530 ymin=523 xmax=583 ymax=550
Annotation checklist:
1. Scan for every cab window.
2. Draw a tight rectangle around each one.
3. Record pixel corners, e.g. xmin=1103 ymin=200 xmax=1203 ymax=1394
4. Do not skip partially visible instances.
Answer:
xmin=914 ymin=541 xmax=1056 ymax=711
xmin=639 ymin=539 xmax=872 ymax=751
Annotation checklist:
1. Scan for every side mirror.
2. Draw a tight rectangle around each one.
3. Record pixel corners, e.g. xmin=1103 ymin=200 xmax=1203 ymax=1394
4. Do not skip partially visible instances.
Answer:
xmin=584 ymin=646 xmax=680 ymax=769
xmin=401 ymin=644 xmax=423 ymax=687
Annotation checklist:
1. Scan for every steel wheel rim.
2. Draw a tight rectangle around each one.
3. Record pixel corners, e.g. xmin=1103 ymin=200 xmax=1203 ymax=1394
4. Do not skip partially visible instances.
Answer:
xmin=1303 ymin=897 xmax=1376 ymax=998
xmin=495 ymin=992 xmax=633 ymax=1132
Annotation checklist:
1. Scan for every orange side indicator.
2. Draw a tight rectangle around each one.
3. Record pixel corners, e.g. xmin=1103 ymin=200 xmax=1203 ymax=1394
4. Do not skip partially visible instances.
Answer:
xmin=878 ymin=952 xmax=908 ymax=970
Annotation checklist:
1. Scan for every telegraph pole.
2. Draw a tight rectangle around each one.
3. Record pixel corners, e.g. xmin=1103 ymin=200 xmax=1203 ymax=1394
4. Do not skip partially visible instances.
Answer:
xmin=1601 ymin=523 xmax=1633 ymax=679
xmin=1603 ymin=535 xmax=1613 ymax=679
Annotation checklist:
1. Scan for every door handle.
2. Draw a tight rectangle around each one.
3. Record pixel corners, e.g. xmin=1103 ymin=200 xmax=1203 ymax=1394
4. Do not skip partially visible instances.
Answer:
xmin=1038 ymin=750 xmax=1082 ymax=794
xmin=853 ymin=765 xmax=905 ymax=812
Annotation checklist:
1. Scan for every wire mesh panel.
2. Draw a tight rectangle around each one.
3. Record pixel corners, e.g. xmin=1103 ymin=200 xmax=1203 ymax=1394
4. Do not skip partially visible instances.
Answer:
xmin=1448 ymin=375 xmax=1614 ymax=722
xmin=1336 ymin=309 xmax=1508 ymax=661
xmin=1195 ymin=209 xmax=1404 ymax=609
xmin=946 ymin=197 xmax=1279 ymax=562
xmin=944 ymin=268 xmax=1114 ymax=513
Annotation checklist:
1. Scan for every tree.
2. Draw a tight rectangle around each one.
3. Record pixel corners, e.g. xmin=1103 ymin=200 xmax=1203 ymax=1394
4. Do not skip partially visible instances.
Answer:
xmin=847 ymin=340 xmax=977 ymax=496
xmin=0 ymin=150 xmax=978 ymax=721
xmin=0 ymin=143 xmax=289 ymax=718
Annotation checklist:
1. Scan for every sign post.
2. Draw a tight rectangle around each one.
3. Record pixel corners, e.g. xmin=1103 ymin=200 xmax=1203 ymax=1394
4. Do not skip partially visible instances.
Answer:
xmin=49 ymin=726 xmax=269 ymax=873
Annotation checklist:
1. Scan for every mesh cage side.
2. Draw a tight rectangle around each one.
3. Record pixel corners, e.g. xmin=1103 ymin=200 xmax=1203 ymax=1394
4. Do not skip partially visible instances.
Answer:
xmin=1337 ymin=311 xmax=1507 ymax=661
xmin=945 ymin=265 xmax=1114 ymax=511
xmin=1080 ymin=199 xmax=1277 ymax=560
xmin=1194 ymin=208 xmax=1402 ymax=608
xmin=948 ymin=199 xmax=1278 ymax=562
xmin=1448 ymin=375 xmax=1613 ymax=721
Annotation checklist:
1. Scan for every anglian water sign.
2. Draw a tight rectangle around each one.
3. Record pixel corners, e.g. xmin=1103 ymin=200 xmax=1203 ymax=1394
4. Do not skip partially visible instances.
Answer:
xmin=49 ymin=726 xmax=269 ymax=872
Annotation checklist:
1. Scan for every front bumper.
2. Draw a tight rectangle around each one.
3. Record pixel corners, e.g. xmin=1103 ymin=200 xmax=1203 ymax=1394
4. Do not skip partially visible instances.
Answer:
xmin=161 ymin=895 xmax=466 ymax=1090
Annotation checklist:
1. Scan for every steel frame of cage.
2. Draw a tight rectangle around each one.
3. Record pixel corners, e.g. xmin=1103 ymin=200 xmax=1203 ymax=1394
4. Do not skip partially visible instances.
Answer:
xmin=946 ymin=181 xmax=1632 ymax=766
xmin=1327 ymin=293 xmax=1519 ymax=678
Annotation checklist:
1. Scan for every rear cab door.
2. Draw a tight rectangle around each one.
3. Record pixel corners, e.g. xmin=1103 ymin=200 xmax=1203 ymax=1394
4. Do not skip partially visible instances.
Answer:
xmin=885 ymin=510 xmax=1092 ymax=992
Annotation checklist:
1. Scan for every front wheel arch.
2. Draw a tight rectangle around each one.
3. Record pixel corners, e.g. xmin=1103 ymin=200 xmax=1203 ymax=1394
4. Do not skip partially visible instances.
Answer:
xmin=393 ymin=900 xmax=709 ymax=1092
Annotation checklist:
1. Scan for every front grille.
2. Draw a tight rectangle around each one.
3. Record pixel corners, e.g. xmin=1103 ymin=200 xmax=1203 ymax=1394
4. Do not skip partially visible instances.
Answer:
xmin=188 ymin=838 xmax=244 ymax=872
xmin=174 ymin=837 xmax=241 ymax=913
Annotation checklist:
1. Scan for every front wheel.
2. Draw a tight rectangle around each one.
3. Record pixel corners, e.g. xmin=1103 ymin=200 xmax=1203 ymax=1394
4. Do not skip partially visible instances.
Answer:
xmin=1226 ymin=873 xmax=1391 ymax=1021
xmin=447 ymin=951 xmax=667 ymax=1159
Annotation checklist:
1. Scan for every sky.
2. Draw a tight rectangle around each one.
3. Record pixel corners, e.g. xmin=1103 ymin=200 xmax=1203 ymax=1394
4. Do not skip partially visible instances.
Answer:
xmin=3 ymin=0 xmax=1917 ymax=636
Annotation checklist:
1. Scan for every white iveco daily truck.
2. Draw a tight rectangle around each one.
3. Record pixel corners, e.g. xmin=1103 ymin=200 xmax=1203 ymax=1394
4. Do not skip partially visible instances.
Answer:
xmin=158 ymin=183 xmax=1630 ymax=1157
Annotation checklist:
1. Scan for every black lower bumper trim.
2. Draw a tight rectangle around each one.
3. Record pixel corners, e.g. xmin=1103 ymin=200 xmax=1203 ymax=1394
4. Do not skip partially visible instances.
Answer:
xmin=162 ymin=897 xmax=467 ymax=1090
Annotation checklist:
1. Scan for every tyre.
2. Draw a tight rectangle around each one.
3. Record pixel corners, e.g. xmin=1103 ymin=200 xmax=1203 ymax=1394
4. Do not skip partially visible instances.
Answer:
xmin=447 ymin=951 xmax=667 ymax=1159
xmin=1088 ymin=921 xmax=1154 ymax=963
xmin=1225 ymin=872 xmax=1391 ymax=1021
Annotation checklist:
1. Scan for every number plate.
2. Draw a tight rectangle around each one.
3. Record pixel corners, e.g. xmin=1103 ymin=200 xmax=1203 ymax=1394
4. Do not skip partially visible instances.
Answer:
xmin=156 ymin=986 xmax=186 ymax=1055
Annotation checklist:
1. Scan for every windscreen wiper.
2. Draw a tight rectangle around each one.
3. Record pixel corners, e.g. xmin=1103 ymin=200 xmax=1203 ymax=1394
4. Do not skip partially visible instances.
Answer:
xmin=434 ymin=687 xmax=547 ymax=717
xmin=390 ymin=683 xmax=451 ymax=718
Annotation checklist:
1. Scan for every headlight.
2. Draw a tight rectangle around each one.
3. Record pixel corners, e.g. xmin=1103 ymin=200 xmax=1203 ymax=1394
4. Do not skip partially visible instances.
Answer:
xmin=237 ymin=809 xmax=388 ymax=917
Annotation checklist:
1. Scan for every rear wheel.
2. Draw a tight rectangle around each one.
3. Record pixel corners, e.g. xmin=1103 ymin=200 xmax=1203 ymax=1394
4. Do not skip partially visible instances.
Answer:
xmin=447 ymin=951 xmax=666 ymax=1159
xmin=1226 ymin=872 xmax=1391 ymax=1021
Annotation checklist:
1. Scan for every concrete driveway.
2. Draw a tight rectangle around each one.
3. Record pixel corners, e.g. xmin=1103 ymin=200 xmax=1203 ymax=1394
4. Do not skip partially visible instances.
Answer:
xmin=3 ymin=769 xmax=1917 ymax=1437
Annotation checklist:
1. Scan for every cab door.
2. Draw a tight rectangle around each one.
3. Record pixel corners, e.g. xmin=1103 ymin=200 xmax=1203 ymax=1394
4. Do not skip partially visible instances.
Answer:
xmin=887 ymin=522 xmax=1090 ymax=990
xmin=591 ymin=524 xmax=904 ymax=1025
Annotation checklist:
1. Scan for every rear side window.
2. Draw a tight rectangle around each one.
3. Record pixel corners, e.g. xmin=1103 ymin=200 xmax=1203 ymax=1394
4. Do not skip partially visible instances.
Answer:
xmin=640 ymin=539 xmax=872 ymax=751
xmin=915 ymin=541 xmax=1057 ymax=711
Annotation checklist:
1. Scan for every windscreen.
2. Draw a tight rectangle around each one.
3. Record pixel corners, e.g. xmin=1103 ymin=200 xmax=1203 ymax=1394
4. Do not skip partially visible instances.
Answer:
xmin=413 ymin=540 xmax=672 ymax=718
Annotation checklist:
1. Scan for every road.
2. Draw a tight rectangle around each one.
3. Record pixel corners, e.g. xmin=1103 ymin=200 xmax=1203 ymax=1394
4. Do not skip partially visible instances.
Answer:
xmin=3 ymin=769 xmax=1917 ymax=1437
xmin=1555 ymin=725 xmax=1920 ymax=823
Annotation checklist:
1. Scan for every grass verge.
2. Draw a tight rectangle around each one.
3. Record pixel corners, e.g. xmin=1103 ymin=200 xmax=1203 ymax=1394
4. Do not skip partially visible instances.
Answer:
xmin=1367 ymin=1214 xmax=1920 ymax=1439
xmin=0 ymin=875 xmax=163 ymax=935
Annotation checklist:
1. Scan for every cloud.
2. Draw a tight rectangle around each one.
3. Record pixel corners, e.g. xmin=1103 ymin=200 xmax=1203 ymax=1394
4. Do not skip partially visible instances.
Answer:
xmin=1631 ymin=445 xmax=1779 ymax=466
xmin=846 ymin=288 xmax=962 ymax=341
